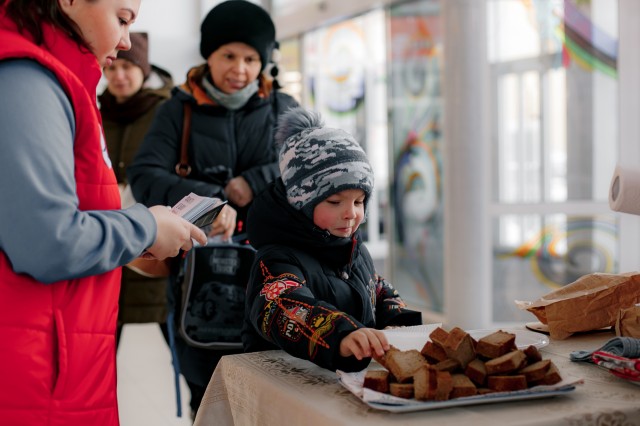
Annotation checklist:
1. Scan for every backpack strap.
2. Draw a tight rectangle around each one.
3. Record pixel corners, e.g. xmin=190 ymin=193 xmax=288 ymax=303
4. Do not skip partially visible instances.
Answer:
xmin=175 ymin=102 xmax=193 ymax=177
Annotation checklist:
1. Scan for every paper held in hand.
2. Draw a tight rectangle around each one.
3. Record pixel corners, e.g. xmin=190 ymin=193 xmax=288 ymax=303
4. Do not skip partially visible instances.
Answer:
xmin=171 ymin=192 xmax=227 ymax=228
xmin=126 ymin=193 xmax=226 ymax=278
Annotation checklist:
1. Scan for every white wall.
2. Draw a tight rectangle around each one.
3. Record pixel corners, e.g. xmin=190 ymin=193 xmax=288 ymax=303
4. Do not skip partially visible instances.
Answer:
xmin=132 ymin=0 xmax=206 ymax=82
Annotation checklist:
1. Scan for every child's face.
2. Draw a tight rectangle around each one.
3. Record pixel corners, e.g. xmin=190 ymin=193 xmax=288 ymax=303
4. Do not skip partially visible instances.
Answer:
xmin=313 ymin=189 xmax=366 ymax=238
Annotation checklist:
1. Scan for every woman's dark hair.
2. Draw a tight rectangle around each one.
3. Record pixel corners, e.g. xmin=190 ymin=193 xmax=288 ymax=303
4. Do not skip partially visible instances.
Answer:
xmin=1 ymin=0 xmax=87 ymax=46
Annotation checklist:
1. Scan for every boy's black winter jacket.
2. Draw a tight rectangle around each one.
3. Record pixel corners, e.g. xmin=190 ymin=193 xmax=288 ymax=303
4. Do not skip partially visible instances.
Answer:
xmin=242 ymin=179 xmax=422 ymax=372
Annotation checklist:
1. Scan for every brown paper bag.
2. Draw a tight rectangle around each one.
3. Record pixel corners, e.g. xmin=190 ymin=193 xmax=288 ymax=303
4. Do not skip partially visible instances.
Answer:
xmin=616 ymin=304 xmax=640 ymax=338
xmin=515 ymin=272 xmax=640 ymax=340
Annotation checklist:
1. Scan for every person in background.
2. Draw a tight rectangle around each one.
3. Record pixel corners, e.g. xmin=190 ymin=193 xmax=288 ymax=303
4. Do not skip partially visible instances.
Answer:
xmin=0 ymin=1 xmax=207 ymax=425
xmin=99 ymin=32 xmax=173 ymax=348
xmin=127 ymin=0 xmax=298 ymax=418
xmin=241 ymin=107 xmax=423 ymax=372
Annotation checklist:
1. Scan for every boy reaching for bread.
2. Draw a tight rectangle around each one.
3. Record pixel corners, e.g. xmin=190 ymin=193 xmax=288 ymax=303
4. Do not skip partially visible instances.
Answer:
xmin=241 ymin=107 xmax=422 ymax=372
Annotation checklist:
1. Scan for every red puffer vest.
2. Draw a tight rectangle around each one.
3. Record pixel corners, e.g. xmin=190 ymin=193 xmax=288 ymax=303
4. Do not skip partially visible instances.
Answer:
xmin=0 ymin=18 xmax=122 ymax=426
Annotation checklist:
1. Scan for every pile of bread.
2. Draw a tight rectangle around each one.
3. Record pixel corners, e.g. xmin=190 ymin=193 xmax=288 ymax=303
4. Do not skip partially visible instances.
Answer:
xmin=364 ymin=326 xmax=562 ymax=401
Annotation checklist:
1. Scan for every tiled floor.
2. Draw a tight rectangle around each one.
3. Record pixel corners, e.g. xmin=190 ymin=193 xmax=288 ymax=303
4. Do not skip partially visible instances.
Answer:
xmin=117 ymin=323 xmax=193 ymax=426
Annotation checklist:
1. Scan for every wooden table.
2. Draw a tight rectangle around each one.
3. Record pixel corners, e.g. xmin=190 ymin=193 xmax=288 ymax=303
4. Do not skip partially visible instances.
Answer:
xmin=194 ymin=328 xmax=640 ymax=425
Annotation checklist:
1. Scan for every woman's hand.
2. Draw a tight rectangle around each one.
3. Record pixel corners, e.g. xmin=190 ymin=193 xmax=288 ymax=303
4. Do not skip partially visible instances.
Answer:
xmin=144 ymin=205 xmax=207 ymax=259
xmin=225 ymin=176 xmax=253 ymax=207
xmin=339 ymin=328 xmax=390 ymax=360
xmin=207 ymin=204 xmax=237 ymax=240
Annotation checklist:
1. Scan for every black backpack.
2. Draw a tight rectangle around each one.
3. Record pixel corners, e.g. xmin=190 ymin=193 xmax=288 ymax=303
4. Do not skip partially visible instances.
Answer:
xmin=175 ymin=240 xmax=256 ymax=349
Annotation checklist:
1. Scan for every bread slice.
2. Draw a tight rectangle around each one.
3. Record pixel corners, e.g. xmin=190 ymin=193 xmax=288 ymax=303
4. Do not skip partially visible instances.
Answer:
xmin=421 ymin=341 xmax=448 ymax=363
xmin=518 ymin=359 xmax=551 ymax=383
xmin=434 ymin=358 xmax=460 ymax=372
xmin=450 ymin=374 xmax=477 ymax=398
xmin=485 ymin=350 xmax=527 ymax=375
xmin=384 ymin=348 xmax=427 ymax=383
xmin=465 ymin=358 xmax=487 ymax=386
xmin=363 ymin=370 xmax=390 ymax=393
xmin=487 ymin=375 xmax=528 ymax=392
xmin=443 ymin=327 xmax=476 ymax=369
xmin=389 ymin=382 xmax=414 ymax=399
xmin=429 ymin=327 xmax=450 ymax=348
xmin=413 ymin=365 xmax=437 ymax=401
xmin=476 ymin=330 xmax=516 ymax=359
xmin=523 ymin=345 xmax=543 ymax=363
xmin=530 ymin=362 xmax=562 ymax=386
xmin=412 ymin=367 xmax=455 ymax=401
xmin=434 ymin=371 xmax=454 ymax=401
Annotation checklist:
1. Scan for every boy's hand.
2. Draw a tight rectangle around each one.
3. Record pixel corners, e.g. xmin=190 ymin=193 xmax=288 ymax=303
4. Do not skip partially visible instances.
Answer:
xmin=339 ymin=328 xmax=390 ymax=360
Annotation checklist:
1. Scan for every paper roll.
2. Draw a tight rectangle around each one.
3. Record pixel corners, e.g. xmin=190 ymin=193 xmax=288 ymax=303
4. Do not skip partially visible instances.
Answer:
xmin=609 ymin=164 xmax=640 ymax=215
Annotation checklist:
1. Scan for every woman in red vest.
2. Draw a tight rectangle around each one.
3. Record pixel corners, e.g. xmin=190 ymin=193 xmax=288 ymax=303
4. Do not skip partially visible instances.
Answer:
xmin=0 ymin=1 xmax=207 ymax=425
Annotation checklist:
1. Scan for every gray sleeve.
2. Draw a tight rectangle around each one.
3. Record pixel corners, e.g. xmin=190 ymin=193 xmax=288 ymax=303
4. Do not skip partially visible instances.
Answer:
xmin=0 ymin=59 xmax=157 ymax=283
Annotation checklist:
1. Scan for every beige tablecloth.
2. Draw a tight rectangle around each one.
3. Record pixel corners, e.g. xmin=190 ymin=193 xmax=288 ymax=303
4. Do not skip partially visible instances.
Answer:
xmin=194 ymin=329 xmax=640 ymax=426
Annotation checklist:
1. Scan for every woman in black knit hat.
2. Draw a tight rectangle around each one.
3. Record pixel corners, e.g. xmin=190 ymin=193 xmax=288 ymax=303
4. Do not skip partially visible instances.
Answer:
xmin=127 ymin=0 xmax=298 ymax=419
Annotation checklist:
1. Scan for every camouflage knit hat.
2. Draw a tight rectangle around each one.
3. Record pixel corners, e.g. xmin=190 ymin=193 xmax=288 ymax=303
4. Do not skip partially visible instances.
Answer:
xmin=277 ymin=107 xmax=374 ymax=219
